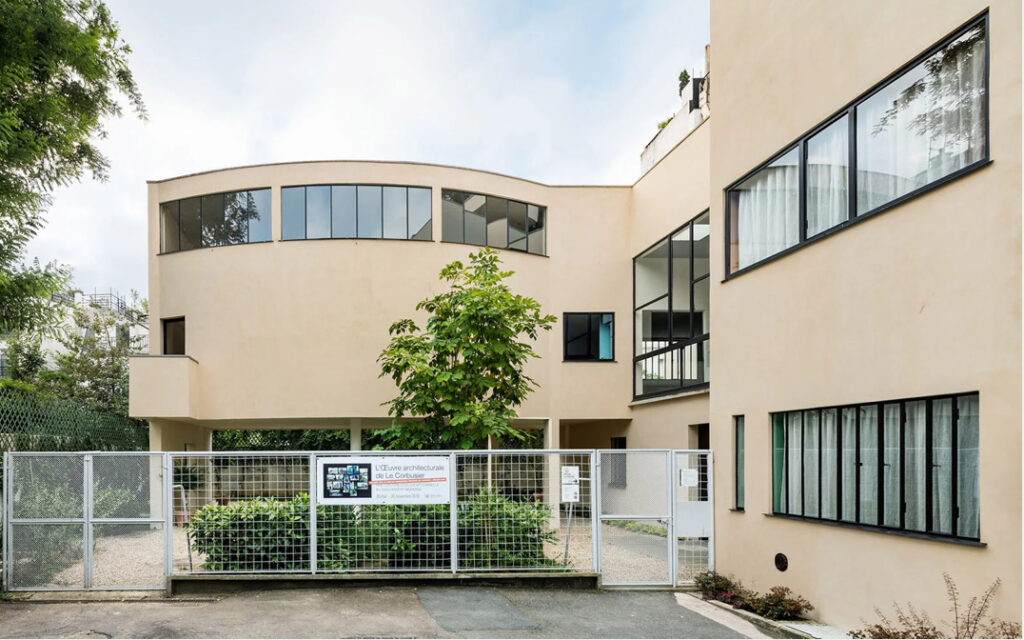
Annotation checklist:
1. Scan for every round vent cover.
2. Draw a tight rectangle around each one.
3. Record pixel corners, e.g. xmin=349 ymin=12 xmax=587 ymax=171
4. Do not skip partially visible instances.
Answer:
xmin=774 ymin=553 xmax=789 ymax=571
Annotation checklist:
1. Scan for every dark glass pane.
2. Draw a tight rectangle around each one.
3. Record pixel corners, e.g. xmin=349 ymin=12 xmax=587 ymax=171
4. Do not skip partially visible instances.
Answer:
xmin=634 ymin=238 xmax=669 ymax=307
xmin=408 ymin=187 xmax=431 ymax=240
xmin=486 ymin=196 xmax=507 ymax=248
xmin=357 ymin=186 xmax=383 ymax=238
xmin=162 ymin=319 xmax=185 ymax=355
xmin=464 ymin=193 xmax=486 ymax=246
xmin=442 ymin=190 xmax=465 ymax=243
xmin=692 ymin=277 xmax=709 ymax=337
xmin=692 ymin=212 xmax=710 ymax=278
xmin=222 ymin=192 xmax=249 ymax=245
xmin=857 ymin=24 xmax=986 ymax=214
xmin=179 ymin=197 xmax=201 ymax=250
xmin=201 ymin=193 xmax=226 ymax=247
xmin=331 ymin=186 xmax=357 ymax=238
xmin=383 ymin=186 xmax=407 ymax=239
xmin=735 ymin=416 xmax=745 ymax=510
xmin=281 ymin=187 xmax=306 ymax=240
xmin=786 ymin=412 xmax=802 ymax=516
xmin=508 ymin=201 xmax=527 ymax=250
xmin=159 ymin=201 xmax=179 ymax=253
xmin=840 ymin=407 xmax=857 ymax=522
xmin=772 ymin=414 xmax=786 ymax=513
xmin=306 ymin=186 xmax=331 ymax=239
xmin=527 ymin=205 xmax=545 ymax=255
xmin=247 ymin=189 xmax=272 ymax=242
xmin=564 ymin=313 xmax=595 ymax=360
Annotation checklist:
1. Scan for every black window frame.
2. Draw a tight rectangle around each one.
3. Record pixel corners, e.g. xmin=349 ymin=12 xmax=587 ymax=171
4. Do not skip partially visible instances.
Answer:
xmin=562 ymin=312 xmax=615 ymax=362
xmin=159 ymin=187 xmax=273 ymax=255
xmin=609 ymin=436 xmax=627 ymax=488
xmin=440 ymin=189 xmax=547 ymax=256
xmin=280 ymin=184 xmax=432 ymax=242
xmin=734 ymin=415 xmax=745 ymax=511
xmin=161 ymin=317 xmax=186 ymax=355
xmin=724 ymin=11 xmax=990 ymax=279
xmin=770 ymin=391 xmax=981 ymax=544
xmin=632 ymin=210 xmax=711 ymax=400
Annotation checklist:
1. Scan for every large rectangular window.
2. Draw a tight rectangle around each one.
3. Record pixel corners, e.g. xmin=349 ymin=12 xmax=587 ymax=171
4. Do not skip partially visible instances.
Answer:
xmin=563 ymin=313 xmax=614 ymax=361
xmin=160 ymin=188 xmax=270 ymax=253
xmin=633 ymin=211 xmax=710 ymax=399
xmin=162 ymin=318 xmax=185 ymax=355
xmin=771 ymin=392 xmax=981 ymax=542
xmin=281 ymin=185 xmax=432 ymax=241
xmin=726 ymin=15 xmax=988 ymax=276
xmin=441 ymin=189 xmax=546 ymax=255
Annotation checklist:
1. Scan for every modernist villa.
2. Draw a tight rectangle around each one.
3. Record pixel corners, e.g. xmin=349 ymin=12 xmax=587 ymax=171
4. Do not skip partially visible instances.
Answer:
xmin=128 ymin=0 xmax=1021 ymax=629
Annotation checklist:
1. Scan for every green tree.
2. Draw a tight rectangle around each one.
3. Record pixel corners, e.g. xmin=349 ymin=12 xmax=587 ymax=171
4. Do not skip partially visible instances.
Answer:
xmin=678 ymin=69 xmax=690 ymax=94
xmin=2 ymin=331 xmax=46 ymax=383
xmin=377 ymin=249 xmax=556 ymax=449
xmin=0 ymin=0 xmax=144 ymax=334
xmin=40 ymin=295 xmax=146 ymax=417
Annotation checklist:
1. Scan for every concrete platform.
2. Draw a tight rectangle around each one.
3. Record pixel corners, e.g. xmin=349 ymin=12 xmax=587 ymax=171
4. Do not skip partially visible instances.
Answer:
xmin=168 ymin=571 xmax=601 ymax=595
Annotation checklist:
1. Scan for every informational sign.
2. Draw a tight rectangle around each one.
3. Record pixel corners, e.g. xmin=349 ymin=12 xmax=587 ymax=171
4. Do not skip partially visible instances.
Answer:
xmin=560 ymin=465 xmax=580 ymax=485
xmin=561 ymin=483 xmax=580 ymax=503
xmin=317 ymin=456 xmax=450 ymax=505
xmin=680 ymin=468 xmax=699 ymax=487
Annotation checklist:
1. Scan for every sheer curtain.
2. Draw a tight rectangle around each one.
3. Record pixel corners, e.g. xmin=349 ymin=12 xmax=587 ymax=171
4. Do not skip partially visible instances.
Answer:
xmin=857 ymin=24 xmax=986 ymax=213
xmin=904 ymin=401 xmax=927 ymax=531
xmin=821 ymin=409 xmax=838 ymax=520
xmin=931 ymin=399 xmax=954 ymax=534
xmin=859 ymin=406 xmax=879 ymax=524
xmin=736 ymin=148 xmax=800 ymax=268
xmin=882 ymin=404 xmax=902 ymax=528
xmin=841 ymin=408 xmax=857 ymax=521
xmin=803 ymin=411 xmax=820 ymax=517
xmin=807 ymin=116 xmax=849 ymax=236
xmin=787 ymin=412 xmax=802 ymax=515
xmin=957 ymin=395 xmax=980 ymax=538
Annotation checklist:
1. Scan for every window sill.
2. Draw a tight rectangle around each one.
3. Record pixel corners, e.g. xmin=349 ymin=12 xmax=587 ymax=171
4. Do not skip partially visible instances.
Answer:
xmin=128 ymin=354 xmax=199 ymax=364
xmin=763 ymin=513 xmax=986 ymax=547
xmin=562 ymin=359 xmax=617 ymax=363
xmin=729 ymin=508 xmax=745 ymax=513
xmin=158 ymin=240 xmax=273 ymax=256
xmin=629 ymin=386 xmax=709 ymax=406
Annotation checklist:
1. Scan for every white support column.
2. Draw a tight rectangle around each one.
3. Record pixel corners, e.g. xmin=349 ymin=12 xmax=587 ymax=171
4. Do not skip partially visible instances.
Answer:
xmin=350 ymin=419 xmax=362 ymax=452
xmin=545 ymin=419 xmax=561 ymax=528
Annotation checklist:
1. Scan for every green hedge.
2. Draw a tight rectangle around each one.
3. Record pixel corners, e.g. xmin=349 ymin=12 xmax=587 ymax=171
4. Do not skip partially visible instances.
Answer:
xmin=186 ymin=488 xmax=557 ymax=571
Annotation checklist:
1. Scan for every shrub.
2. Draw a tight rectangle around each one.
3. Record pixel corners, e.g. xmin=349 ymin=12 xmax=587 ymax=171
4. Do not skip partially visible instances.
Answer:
xmin=851 ymin=574 xmax=1022 ymax=639
xmin=694 ymin=571 xmax=735 ymax=600
xmin=186 ymin=488 xmax=557 ymax=572
xmin=751 ymin=586 xmax=814 ymax=620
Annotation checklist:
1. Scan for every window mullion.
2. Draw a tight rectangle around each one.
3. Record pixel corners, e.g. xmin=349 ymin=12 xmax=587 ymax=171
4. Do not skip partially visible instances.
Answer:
xmin=899 ymin=401 xmax=906 ymax=530
xmin=848 ymin=106 xmax=858 ymax=219
xmin=799 ymin=140 xmax=808 ymax=243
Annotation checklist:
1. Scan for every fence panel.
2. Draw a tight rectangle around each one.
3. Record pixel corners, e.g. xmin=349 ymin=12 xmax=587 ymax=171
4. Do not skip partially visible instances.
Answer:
xmin=673 ymin=450 xmax=714 ymax=585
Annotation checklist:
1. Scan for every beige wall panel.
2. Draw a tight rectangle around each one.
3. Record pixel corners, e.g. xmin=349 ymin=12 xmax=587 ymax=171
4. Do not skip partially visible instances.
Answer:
xmin=710 ymin=0 xmax=1021 ymax=628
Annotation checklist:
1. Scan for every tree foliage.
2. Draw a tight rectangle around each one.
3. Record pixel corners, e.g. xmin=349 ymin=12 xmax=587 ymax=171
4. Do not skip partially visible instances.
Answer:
xmin=38 ymin=295 xmax=146 ymax=417
xmin=2 ymin=331 xmax=46 ymax=382
xmin=678 ymin=69 xmax=690 ymax=94
xmin=377 ymin=249 xmax=556 ymax=449
xmin=0 ymin=0 xmax=144 ymax=334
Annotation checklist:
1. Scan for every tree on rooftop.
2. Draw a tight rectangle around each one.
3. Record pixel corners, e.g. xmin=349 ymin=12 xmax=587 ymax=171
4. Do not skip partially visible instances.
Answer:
xmin=377 ymin=249 xmax=557 ymax=449
xmin=0 ymin=0 xmax=145 ymax=334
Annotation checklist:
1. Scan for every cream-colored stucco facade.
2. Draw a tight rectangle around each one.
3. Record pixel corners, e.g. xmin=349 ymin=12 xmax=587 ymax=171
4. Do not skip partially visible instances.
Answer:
xmin=130 ymin=0 xmax=1021 ymax=629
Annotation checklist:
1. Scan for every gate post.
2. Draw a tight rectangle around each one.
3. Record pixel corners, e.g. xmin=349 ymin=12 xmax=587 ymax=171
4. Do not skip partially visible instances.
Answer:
xmin=590 ymin=450 xmax=599 ymax=574
xmin=707 ymin=451 xmax=715 ymax=573
xmin=449 ymin=452 xmax=458 ymax=574
xmin=163 ymin=453 xmax=173 ymax=580
xmin=83 ymin=453 xmax=93 ymax=589
xmin=309 ymin=453 xmax=317 ymax=574
xmin=3 ymin=452 xmax=9 ymax=590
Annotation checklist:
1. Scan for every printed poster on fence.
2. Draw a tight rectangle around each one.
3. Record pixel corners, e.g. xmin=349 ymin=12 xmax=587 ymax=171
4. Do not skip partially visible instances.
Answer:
xmin=316 ymin=456 xmax=450 ymax=505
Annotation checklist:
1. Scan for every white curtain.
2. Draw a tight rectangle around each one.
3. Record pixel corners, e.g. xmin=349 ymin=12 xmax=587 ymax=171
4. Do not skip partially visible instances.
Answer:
xmin=883 ymin=404 xmax=902 ymax=528
xmin=803 ymin=411 xmax=820 ymax=517
xmin=840 ymin=408 xmax=857 ymax=521
xmin=821 ymin=409 xmax=838 ymax=520
xmin=807 ymin=117 xmax=849 ymax=236
xmin=857 ymin=24 xmax=986 ymax=213
xmin=957 ymin=396 xmax=980 ymax=538
xmin=904 ymin=401 xmax=927 ymax=531
xmin=931 ymin=399 xmax=954 ymax=534
xmin=787 ymin=412 xmax=802 ymax=515
xmin=736 ymin=148 xmax=800 ymax=268
xmin=859 ymin=406 xmax=879 ymax=524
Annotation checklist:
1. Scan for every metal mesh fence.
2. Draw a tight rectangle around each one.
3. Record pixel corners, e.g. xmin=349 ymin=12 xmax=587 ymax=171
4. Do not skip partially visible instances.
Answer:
xmin=674 ymin=451 xmax=713 ymax=584
xmin=0 ymin=386 xmax=148 ymax=454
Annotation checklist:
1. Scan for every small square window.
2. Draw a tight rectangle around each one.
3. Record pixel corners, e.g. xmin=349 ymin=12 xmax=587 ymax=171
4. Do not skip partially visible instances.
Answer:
xmin=563 ymin=313 xmax=614 ymax=361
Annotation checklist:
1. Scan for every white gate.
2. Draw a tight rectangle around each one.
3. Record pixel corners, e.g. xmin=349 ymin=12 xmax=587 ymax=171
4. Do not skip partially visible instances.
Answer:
xmin=673 ymin=450 xmax=714 ymax=584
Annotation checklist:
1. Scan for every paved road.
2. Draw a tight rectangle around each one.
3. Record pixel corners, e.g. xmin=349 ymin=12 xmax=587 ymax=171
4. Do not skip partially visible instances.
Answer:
xmin=0 ymin=587 xmax=754 ymax=639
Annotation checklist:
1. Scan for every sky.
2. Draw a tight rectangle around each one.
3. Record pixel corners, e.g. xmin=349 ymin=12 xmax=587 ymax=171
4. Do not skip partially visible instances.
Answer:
xmin=25 ymin=0 xmax=710 ymax=299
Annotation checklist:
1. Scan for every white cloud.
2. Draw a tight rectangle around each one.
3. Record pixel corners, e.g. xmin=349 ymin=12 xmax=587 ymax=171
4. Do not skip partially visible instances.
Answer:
xmin=24 ymin=0 xmax=709 ymax=298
